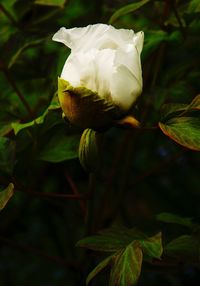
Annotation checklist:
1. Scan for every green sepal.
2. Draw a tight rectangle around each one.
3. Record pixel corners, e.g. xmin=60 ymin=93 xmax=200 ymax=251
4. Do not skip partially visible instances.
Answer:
xmin=58 ymin=78 xmax=122 ymax=130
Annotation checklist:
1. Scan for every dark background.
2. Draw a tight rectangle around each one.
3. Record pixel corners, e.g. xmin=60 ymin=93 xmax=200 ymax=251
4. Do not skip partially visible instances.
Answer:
xmin=0 ymin=0 xmax=200 ymax=285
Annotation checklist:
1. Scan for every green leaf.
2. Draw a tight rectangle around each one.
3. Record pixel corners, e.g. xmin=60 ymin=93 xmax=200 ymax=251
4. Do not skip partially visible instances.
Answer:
xmin=34 ymin=0 xmax=66 ymax=7
xmin=156 ymin=212 xmax=194 ymax=228
xmin=140 ymin=232 xmax=163 ymax=260
xmin=99 ymin=227 xmax=147 ymax=241
xmin=0 ymin=137 xmax=16 ymax=174
xmin=77 ymin=234 xmax=129 ymax=252
xmin=165 ymin=235 xmax=200 ymax=262
xmin=109 ymin=241 xmax=143 ymax=286
xmin=0 ymin=183 xmax=14 ymax=211
xmin=37 ymin=132 xmax=79 ymax=163
xmin=187 ymin=0 xmax=200 ymax=13
xmin=160 ymin=103 xmax=188 ymax=121
xmin=159 ymin=117 xmax=200 ymax=151
xmin=11 ymin=96 xmax=60 ymax=135
xmin=86 ymin=255 xmax=113 ymax=286
xmin=109 ymin=0 xmax=151 ymax=24
xmin=160 ymin=95 xmax=200 ymax=121
xmin=12 ymin=116 xmax=44 ymax=135
xmin=77 ymin=227 xmax=147 ymax=252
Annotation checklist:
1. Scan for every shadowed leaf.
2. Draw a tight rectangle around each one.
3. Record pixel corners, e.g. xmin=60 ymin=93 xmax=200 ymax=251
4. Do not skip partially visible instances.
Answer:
xmin=156 ymin=212 xmax=194 ymax=228
xmin=0 ymin=137 xmax=16 ymax=174
xmin=165 ymin=235 xmax=200 ymax=263
xmin=37 ymin=133 xmax=79 ymax=163
xmin=0 ymin=183 xmax=14 ymax=211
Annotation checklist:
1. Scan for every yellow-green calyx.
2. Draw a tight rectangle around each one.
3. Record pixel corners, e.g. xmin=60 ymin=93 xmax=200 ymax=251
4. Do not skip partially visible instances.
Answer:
xmin=58 ymin=78 xmax=122 ymax=130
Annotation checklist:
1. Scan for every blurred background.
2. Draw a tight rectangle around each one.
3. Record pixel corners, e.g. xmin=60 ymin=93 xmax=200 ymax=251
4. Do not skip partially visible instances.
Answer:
xmin=0 ymin=0 xmax=200 ymax=285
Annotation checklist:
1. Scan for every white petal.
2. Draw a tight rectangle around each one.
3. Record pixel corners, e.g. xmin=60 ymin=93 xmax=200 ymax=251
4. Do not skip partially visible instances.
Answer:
xmin=110 ymin=65 xmax=142 ymax=111
xmin=52 ymin=24 xmax=141 ymax=52
xmin=133 ymin=31 xmax=144 ymax=55
xmin=61 ymin=49 xmax=116 ymax=99
xmin=114 ymin=47 xmax=143 ymax=90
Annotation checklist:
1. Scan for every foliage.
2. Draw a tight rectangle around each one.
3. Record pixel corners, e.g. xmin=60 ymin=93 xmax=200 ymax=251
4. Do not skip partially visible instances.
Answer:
xmin=0 ymin=0 xmax=200 ymax=285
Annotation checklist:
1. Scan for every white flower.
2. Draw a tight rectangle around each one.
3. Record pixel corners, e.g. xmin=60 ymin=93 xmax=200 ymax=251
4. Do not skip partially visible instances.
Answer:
xmin=53 ymin=24 xmax=144 ymax=112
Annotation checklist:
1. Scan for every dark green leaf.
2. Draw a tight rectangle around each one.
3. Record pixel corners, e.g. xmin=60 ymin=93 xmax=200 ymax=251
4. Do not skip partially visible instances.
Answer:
xmin=165 ymin=235 xmax=200 ymax=262
xmin=109 ymin=241 xmax=143 ymax=286
xmin=160 ymin=95 xmax=200 ymax=122
xmin=159 ymin=117 xmax=200 ymax=151
xmin=37 ymin=133 xmax=79 ymax=163
xmin=140 ymin=232 xmax=163 ymax=259
xmin=99 ymin=227 xmax=147 ymax=241
xmin=156 ymin=212 xmax=194 ymax=228
xmin=160 ymin=103 xmax=188 ymax=121
xmin=12 ymin=116 xmax=44 ymax=135
xmin=109 ymin=0 xmax=151 ymax=24
xmin=77 ymin=227 xmax=147 ymax=252
xmin=12 ymin=97 xmax=60 ymax=135
xmin=0 ymin=183 xmax=14 ymax=211
xmin=187 ymin=0 xmax=200 ymax=13
xmin=0 ymin=137 xmax=16 ymax=174
xmin=77 ymin=235 xmax=128 ymax=252
xmin=86 ymin=255 xmax=113 ymax=286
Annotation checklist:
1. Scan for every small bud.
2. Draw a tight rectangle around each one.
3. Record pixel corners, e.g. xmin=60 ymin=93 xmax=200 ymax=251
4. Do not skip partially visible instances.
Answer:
xmin=79 ymin=128 xmax=102 ymax=172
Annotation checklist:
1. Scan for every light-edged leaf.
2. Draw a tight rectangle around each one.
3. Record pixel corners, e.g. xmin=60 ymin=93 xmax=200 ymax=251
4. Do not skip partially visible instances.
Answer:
xmin=159 ymin=117 xmax=200 ymax=151
xmin=86 ymin=255 xmax=113 ymax=286
xmin=0 ymin=183 xmax=14 ymax=211
xmin=140 ymin=232 xmax=163 ymax=260
xmin=109 ymin=241 xmax=143 ymax=286
xmin=109 ymin=0 xmax=151 ymax=24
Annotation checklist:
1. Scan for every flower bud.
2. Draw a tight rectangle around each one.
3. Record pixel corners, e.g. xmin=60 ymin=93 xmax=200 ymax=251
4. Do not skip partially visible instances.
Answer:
xmin=53 ymin=24 xmax=144 ymax=129
xmin=79 ymin=128 xmax=102 ymax=172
